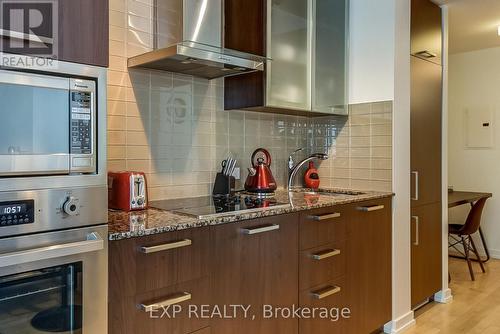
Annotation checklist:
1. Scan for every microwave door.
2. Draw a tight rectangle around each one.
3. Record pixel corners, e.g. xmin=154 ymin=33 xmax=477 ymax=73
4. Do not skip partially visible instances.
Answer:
xmin=0 ymin=70 xmax=71 ymax=176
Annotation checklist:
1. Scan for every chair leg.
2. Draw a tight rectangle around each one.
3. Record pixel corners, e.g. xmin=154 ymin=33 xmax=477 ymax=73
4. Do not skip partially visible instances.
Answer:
xmin=469 ymin=236 xmax=486 ymax=273
xmin=462 ymin=236 xmax=475 ymax=281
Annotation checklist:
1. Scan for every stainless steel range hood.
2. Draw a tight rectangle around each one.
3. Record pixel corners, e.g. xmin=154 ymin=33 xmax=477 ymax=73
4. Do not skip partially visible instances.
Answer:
xmin=128 ymin=0 xmax=266 ymax=79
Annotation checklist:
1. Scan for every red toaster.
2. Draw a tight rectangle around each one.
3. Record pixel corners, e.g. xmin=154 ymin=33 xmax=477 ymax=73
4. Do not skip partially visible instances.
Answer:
xmin=108 ymin=171 xmax=148 ymax=211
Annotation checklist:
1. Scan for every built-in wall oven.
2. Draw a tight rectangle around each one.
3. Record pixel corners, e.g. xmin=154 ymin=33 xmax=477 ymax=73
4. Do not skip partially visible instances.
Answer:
xmin=0 ymin=224 xmax=107 ymax=333
xmin=0 ymin=56 xmax=108 ymax=333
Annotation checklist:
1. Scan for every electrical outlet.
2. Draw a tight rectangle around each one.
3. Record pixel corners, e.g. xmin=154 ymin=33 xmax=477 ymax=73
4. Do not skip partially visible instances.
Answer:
xmin=232 ymin=167 xmax=241 ymax=180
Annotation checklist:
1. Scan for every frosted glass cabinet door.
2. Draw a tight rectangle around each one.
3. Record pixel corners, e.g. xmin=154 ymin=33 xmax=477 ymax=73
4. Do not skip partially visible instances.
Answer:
xmin=312 ymin=0 xmax=348 ymax=115
xmin=266 ymin=0 xmax=311 ymax=111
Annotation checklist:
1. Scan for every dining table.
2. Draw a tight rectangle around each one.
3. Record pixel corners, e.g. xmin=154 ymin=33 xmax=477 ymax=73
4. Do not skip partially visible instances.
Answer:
xmin=448 ymin=191 xmax=493 ymax=262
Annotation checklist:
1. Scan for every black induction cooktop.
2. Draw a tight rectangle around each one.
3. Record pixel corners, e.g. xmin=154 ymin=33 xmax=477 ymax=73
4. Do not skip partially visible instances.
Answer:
xmin=149 ymin=194 xmax=290 ymax=219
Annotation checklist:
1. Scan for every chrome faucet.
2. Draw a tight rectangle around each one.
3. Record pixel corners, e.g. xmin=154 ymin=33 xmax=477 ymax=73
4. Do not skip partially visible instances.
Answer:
xmin=287 ymin=149 xmax=329 ymax=190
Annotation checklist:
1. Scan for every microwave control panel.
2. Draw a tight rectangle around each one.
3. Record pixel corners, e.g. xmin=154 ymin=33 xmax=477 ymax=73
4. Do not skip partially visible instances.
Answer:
xmin=71 ymin=91 xmax=92 ymax=155
xmin=0 ymin=200 xmax=35 ymax=227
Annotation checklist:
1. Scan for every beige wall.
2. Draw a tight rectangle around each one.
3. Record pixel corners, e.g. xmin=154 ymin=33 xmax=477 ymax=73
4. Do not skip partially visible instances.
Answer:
xmin=449 ymin=46 xmax=500 ymax=258
xmin=107 ymin=0 xmax=392 ymax=200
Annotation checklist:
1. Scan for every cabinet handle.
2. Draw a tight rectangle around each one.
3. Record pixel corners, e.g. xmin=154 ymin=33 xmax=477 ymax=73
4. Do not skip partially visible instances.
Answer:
xmin=140 ymin=239 xmax=192 ymax=254
xmin=139 ymin=292 xmax=191 ymax=312
xmin=411 ymin=171 xmax=419 ymax=201
xmin=308 ymin=212 xmax=341 ymax=221
xmin=241 ymin=224 xmax=280 ymax=235
xmin=412 ymin=216 xmax=420 ymax=246
xmin=356 ymin=205 xmax=385 ymax=212
xmin=311 ymin=249 xmax=341 ymax=260
xmin=311 ymin=285 xmax=341 ymax=300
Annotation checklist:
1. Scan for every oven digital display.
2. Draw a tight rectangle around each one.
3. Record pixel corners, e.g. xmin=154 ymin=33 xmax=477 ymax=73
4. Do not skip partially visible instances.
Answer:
xmin=0 ymin=200 xmax=34 ymax=227
xmin=0 ymin=204 xmax=27 ymax=215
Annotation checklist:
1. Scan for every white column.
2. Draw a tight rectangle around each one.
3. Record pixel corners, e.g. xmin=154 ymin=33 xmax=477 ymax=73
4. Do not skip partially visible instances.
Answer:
xmin=384 ymin=0 xmax=415 ymax=333
xmin=434 ymin=4 xmax=453 ymax=305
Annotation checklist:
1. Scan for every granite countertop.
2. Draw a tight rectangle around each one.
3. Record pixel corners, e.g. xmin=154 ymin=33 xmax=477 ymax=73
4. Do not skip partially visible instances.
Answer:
xmin=108 ymin=188 xmax=393 ymax=241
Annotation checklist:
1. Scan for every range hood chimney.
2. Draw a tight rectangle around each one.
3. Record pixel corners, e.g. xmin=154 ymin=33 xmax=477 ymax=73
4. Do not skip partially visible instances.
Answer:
xmin=127 ymin=0 xmax=266 ymax=79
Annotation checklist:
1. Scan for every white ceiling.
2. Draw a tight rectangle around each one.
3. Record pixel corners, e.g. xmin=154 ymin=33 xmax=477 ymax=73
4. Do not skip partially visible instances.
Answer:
xmin=437 ymin=0 xmax=500 ymax=54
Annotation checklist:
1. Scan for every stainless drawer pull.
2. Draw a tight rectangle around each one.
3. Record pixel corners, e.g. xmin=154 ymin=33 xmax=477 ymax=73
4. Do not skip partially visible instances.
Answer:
xmin=241 ymin=224 xmax=280 ymax=235
xmin=412 ymin=216 xmax=420 ymax=246
xmin=312 ymin=285 xmax=341 ymax=300
xmin=311 ymin=249 xmax=341 ymax=260
xmin=140 ymin=239 xmax=192 ymax=254
xmin=357 ymin=205 xmax=385 ymax=212
xmin=308 ymin=212 xmax=341 ymax=221
xmin=139 ymin=292 xmax=191 ymax=312
xmin=411 ymin=171 xmax=419 ymax=201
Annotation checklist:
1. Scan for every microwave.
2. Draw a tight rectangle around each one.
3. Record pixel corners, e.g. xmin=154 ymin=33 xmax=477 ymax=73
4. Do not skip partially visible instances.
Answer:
xmin=0 ymin=70 xmax=97 ymax=176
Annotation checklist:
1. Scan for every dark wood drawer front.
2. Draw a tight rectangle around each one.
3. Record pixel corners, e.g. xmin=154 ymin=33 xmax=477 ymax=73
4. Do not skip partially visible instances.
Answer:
xmin=109 ymin=277 xmax=210 ymax=334
xmin=109 ymin=227 xmax=210 ymax=298
xmin=299 ymin=277 xmax=348 ymax=334
xmin=300 ymin=240 xmax=346 ymax=290
xmin=300 ymin=205 xmax=348 ymax=250
xmin=348 ymin=197 xmax=392 ymax=334
xmin=211 ymin=214 xmax=299 ymax=334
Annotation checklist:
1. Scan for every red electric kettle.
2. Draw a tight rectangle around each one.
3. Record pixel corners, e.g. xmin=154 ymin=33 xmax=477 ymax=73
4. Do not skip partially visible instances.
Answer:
xmin=244 ymin=148 xmax=277 ymax=194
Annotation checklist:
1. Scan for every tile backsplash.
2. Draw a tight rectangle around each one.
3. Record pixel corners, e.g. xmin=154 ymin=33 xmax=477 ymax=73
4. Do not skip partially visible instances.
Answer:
xmin=107 ymin=1 xmax=392 ymax=200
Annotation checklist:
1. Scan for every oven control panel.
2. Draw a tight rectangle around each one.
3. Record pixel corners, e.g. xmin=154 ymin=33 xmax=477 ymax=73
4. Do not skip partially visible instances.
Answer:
xmin=0 ymin=200 xmax=35 ymax=227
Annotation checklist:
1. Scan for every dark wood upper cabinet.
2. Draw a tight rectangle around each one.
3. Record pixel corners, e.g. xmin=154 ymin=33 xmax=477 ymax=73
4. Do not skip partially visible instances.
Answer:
xmin=224 ymin=0 xmax=266 ymax=112
xmin=58 ymin=0 xmax=109 ymax=67
xmin=0 ymin=0 xmax=108 ymax=67
xmin=224 ymin=0 xmax=265 ymax=56
xmin=224 ymin=0 xmax=348 ymax=117
xmin=411 ymin=0 xmax=442 ymax=65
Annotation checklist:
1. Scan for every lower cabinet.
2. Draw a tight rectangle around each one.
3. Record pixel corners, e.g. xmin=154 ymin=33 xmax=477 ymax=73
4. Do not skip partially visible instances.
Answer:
xmin=299 ymin=276 xmax=348 ymax=334
xmin=211 ymin=214 xmax=299 ymax=334
xmin=108 ymin=198 xmax=393 ymax=334
xmin=109 ymin=277 xmax=211 ymax=334
xmin=347 ymin=198 xmax=392 ymax=334
xmin=411 ymin=202 xmax=442 ymax=306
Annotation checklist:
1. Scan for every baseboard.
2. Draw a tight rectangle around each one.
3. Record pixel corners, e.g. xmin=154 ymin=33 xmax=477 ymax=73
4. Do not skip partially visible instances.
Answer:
xmin=434 ymin=288 xmax=453 ymax=304
xmin=449 ymin=248 xmax=500 ymax=259
xmin=383 ymin=311 xmax=415 ymax=334
xmin=487 ymin=248 xmax=500 ymax=259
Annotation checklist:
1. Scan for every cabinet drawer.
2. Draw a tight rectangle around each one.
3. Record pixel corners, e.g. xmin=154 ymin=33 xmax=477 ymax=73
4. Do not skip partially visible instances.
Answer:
xmin=109 ymin=227 xmax=210 ymax=298
xmin=299 ymin=205 xmax=348 ymax=250
xmin=299 ymin=240 xmax=346 ymax=290
xmin=109 ymin=277 xmax=210 ymax=334
xmin=299 ymin=277 xmax=348 ymax=334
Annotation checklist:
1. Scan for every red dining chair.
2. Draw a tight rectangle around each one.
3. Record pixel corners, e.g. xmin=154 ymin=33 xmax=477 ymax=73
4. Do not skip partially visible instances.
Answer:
xmin=448 ymin=197 xmax=489 ymax=281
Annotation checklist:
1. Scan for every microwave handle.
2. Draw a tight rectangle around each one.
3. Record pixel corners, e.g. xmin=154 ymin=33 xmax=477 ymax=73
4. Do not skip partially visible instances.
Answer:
xmin=0 ymin=68 xmax=69 ymax=90
xmin=0 ymin=232 xmax=103 ymax=268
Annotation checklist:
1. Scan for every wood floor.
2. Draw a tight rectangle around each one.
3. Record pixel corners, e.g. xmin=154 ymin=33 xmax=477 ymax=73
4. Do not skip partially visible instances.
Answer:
xmin=405 ymin=257 xmax=500 ymax=334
